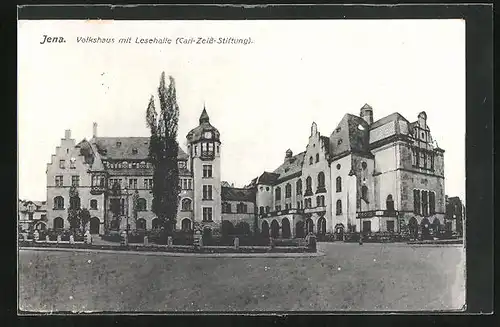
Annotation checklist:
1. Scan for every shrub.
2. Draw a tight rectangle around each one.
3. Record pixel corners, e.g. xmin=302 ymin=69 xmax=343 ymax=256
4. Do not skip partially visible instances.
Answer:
xmin=101 ymin=230 xmax=121 ymax=243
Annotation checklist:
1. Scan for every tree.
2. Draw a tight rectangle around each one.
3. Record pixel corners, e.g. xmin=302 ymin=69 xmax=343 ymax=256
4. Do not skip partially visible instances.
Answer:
xmin=132 ymin=190 xmax=139 ymax=224
xmin=67 ymin=186 xmax=81 ymax=231
xmin=80 ymin=208 xmax=91 ymax=232
xmin=146 ymin=72 xmax=181 ymax=240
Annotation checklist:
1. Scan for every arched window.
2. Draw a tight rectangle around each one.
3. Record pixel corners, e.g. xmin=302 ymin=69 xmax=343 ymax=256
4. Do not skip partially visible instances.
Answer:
xmin=296 ymin=179 xmax=302 ymax=195
xmin=361 ymin=186 xmax=368 ymax=201
xmin=309 ymin=156 xmax=313 ymax=165
xmin=90 ymin=199 xmax=98 ymax=210
xmin=54 ymin=196 xmax=64 ymax=210
xmin=306 ymin=176 xmax=312 ymax=193
xmin=181 ymin=218 xmax=192 ymax=232
xmin=386 ymin=194 xmax=394 ymax=211
xmin=317 ymin=172 xmax=325 ymax=188
xmin=181 ymin=198 xmax=192 ymax=211
xmin=53 ymin=217 xmax=64 ymax=230
xmin=152 ymin=218 xmax=160 ymax=230
xmin=336 ymin=199 xmax=342 ymax=215
xmin=315 ymin=153 xmax=319 ymax=163
xmin=285 ymin=183 xmax=292 ymax=198
xmin=136 ymin=198 xmax=146 ymax=211
xmin=336 ymin=176 xmax=342 ymax=192
xmin=259 ymin=206 xmax=265 ymax=215
xmin=316 ymin=196 xmax=325 ymax=207
xmin=275 ymin=187 xmax=281 ymax=201
xmin=136 ymin=218 xmax=146 ymax=230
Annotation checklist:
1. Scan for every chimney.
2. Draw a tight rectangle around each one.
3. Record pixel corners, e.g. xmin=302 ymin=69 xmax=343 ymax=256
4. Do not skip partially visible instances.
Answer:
xmin=360 ymin=104 xmax=374 ymax=125
xmin=64 ymin=129 xmax=71 ymax=139
xmin=93 ymin=122 xmax=98 ymax=138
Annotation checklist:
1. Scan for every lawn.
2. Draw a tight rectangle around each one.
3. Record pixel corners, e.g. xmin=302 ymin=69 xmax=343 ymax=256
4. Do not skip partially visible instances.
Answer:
xmin=18 ymin=242 xmax=465 ymax=312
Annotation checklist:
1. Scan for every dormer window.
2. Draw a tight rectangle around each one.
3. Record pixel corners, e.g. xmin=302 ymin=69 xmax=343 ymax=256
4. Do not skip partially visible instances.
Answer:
xmin=116 ymin=142 xmax=122 ymax=147
xmin=338 ymin=139 xmax=343 ymax=145
xmin=132 ymin=148 xmax=138 ymax=155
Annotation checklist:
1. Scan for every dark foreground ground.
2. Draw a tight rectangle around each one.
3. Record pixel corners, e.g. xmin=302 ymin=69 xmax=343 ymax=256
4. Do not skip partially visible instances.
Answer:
xmin=18 ymin=242 xmax=465 ymax=312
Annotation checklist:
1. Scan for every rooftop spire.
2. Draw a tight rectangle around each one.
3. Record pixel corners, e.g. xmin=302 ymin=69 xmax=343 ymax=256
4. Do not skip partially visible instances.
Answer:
xmin=199 ymin=104 xmax=210 ymax=124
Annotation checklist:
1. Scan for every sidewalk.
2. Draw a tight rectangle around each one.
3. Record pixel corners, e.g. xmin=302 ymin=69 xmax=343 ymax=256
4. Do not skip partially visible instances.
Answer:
xmin=19 ymin=246 xmax=325 ymax=258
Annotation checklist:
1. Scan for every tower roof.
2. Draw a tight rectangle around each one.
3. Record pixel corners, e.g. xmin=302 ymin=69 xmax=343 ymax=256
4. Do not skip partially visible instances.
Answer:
xmin=199 ymin=106 xmax=210 ymax=124
xmin=361 ymin=103 xmax=372 ymax=110
xmin=187 ymin=106 xmax=220 ymax=143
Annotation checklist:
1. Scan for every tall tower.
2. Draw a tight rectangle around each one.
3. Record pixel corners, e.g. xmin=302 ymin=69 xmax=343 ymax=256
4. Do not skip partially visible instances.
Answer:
xmin=186 ymin=106 xmax=222 ymax=232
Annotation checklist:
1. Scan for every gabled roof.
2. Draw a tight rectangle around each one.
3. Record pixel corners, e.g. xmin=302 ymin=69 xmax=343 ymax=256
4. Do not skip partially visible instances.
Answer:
xmin=273 ymin=151 xmax=305 ymax=181
xmin=256 ymin=172 xmax=280 ymax=185
xmin=221 ymin=187 xmax=256 ymax=202
xmin=92 ymin=137 xmax=188 ymax=161
xmin=371 ymin=112 xmax=409 ymax=130
xmin=18 ymin=200 xmax=47 ymax=212
xmin=329 ymin=114 xmax=370 ymax=158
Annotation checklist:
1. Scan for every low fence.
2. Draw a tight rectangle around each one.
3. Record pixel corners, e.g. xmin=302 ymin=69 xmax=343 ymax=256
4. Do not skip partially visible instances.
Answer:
xmin=18 ymin=239 xmax=314 ymax=254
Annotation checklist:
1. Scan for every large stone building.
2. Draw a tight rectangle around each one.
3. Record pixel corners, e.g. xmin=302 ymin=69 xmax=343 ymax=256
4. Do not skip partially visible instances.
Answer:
xmin=249 ymin=104 xmax=447 ymax=240
xmin=45 ymin=104 xmax=447 ymax=239
xmin=46 ymin=108 xmax=254 ymax=236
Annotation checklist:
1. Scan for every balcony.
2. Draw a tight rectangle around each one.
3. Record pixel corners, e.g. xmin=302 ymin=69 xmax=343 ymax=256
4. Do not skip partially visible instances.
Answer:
xmin=200 ymin=151 xmax=215 ymax=160
xmin=357 ymin=210 xmax=399 ymax=218
xmin=260 ymin=208 xmax=304 ymax=218
xmin=304 ymin=206 xmax=327 ymax=214
xmin=90 ymin=185 xmax=106 ymax=195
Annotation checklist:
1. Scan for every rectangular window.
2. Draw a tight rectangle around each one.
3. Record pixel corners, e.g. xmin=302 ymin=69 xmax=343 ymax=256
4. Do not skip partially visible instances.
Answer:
xmin=55 ymin=175 xmax=63 ymax=187
xmin=297 ymin=201 xmax=301 ymax=209
xmin=387 ymin=220 xmax=395 ymax=232
xmin=187 ymin=179 xmax=192 ymax=190
xmin=70 ymin=160 xmax=76 ymax=169
xmin=129 ymin=178 xmax=137 ymax=189
xmin=415 ymin=148 xmax=420 ymax=166
xmin=203 ymin=207 xmax=213 ymax=222
xmin=203 ymin=165 xmax=213 ymax=178
xmin=420 ymin=152 xmax=425 ymax=168
xmin=71 ymin=175 xmax=80 ymax=187
xmin=413 ymin=189 xmax=420 ymax=214
xmin=59 ymin=160 xmax=65 ymax=169
xmin=429 ymin=192 xmax=436 ymax=214
xmin=143 ymin=179 xmax=153 ymax=189
xmin=202 ymin=185 xmax=213 ymax=200
xmin=422 ymin=190 xmax=428 ymax=216
xmin=120 ymin=199 xmax=125 ymax=215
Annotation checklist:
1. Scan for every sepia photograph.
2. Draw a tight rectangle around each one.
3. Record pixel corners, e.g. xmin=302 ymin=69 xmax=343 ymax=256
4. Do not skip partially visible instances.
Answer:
xmin=18 ymin=17 xmax=466 ymax=313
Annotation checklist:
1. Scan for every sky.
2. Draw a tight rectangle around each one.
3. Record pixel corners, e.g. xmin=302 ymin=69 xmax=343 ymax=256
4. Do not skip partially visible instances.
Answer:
xmin=18 ymin=19 xmax=465 ymax=203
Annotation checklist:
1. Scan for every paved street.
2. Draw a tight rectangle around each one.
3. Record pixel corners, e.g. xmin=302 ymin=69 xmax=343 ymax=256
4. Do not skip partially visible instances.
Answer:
xmin=18 ymin=242 xmax=465 ymax=312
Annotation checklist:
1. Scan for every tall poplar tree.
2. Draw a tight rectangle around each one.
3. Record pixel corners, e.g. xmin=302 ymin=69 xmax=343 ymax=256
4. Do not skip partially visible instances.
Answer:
xmin=146 ymin=72 xmax=181 ymax=240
